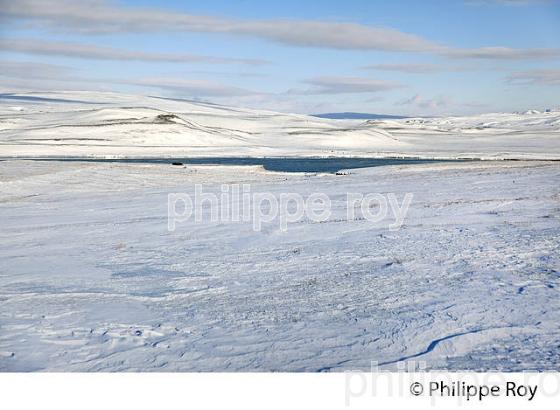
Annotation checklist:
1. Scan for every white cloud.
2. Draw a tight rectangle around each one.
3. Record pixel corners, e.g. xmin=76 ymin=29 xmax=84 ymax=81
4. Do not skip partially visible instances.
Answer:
xmin=124 ymin=78 xmax=260 ymax=97
xmin=0 ymin=60 xmax=74 ymax=80
xmin=0 ymin=61 xmax=109 ymax=92
xmin=0 ymin=60 xmax=260 ymax=97
xmin=396 ymin=94 xmax=453 ymax=109
xmin=288 ymin=76 xmax=403 ymax=95
xmin=396 ymin=93 xmax=489 ymax=115
xmin=3 ymin=0 xmax=559 ymax=60
xmin=363 ymin=63 xmax=455 ymax=73
xmin=0 ymin=1 xmax=435 ymax=51
xmin=507 ymin=69 xmax=560 ymax=85
xmin=0 ymin=38 xmax=267 ymax=65
xmin=441 ymin=47 xmax=560 ymax=60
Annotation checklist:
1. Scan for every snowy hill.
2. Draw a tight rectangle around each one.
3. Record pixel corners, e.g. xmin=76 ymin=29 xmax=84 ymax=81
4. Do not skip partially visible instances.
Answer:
xmin=1 ymin=91 xmax=559 ymax=159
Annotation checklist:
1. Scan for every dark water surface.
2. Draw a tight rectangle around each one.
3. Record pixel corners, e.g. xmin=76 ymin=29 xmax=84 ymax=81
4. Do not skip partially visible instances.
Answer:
xmin=27 ymin=157 xmax=467 ymax=173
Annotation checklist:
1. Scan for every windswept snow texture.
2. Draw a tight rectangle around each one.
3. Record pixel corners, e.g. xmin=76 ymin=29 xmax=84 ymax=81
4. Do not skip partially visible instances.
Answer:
xmin=0 ymin=160 xmax=559 ymax=371
xmin=0 ymin=92 xmax=559 ymax=371
xmin=1 ymin=91 xmax=559 ymax=159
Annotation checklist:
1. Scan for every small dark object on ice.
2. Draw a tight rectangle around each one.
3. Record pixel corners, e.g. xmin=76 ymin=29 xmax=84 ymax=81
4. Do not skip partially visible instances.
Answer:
xmin=172 ymin=162 xmax=184 ymax=166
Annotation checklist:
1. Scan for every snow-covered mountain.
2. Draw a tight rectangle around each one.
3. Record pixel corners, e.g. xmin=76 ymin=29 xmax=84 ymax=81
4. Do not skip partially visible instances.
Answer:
xmin=1 ymin=91 xmax=559 ymax=159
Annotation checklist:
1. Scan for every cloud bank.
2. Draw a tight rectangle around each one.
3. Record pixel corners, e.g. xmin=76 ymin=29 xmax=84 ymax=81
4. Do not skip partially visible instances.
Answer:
xmin=0 ymin=38 xmax=267 ymax=65
xmin=2 ymin=0 xmax=559 ymax=60
xmin=507 ymin=69 xmax=560 ymax=85
xmin=363 ymin=63 xmax=456 ymax=73
xmin=288 ymin=77 xmax=403 ymax=95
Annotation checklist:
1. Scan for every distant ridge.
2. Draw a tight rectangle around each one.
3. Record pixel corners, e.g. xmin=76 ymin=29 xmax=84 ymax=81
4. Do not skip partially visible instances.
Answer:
xmin=312 ymin=112 xmax=408 ymax=120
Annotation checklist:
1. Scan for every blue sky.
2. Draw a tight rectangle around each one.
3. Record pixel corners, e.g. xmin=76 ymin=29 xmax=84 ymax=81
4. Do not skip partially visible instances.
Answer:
xmin=1 ymin=0 xmax=559 ymax=115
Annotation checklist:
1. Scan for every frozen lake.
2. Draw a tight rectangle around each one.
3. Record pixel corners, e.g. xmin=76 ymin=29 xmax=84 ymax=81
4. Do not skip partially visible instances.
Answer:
xmin=23 ymin=157 xmax=461 ymax=173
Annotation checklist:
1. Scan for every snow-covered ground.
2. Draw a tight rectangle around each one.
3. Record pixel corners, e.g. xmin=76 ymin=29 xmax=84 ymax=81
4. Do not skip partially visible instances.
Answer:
xmin=0 ymin=92 xmax=559 ymax=371
xmin=0 ymin=159 xmax=559 ymax=371
xmin=1 ymin=91 xmax=559 ymax=159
